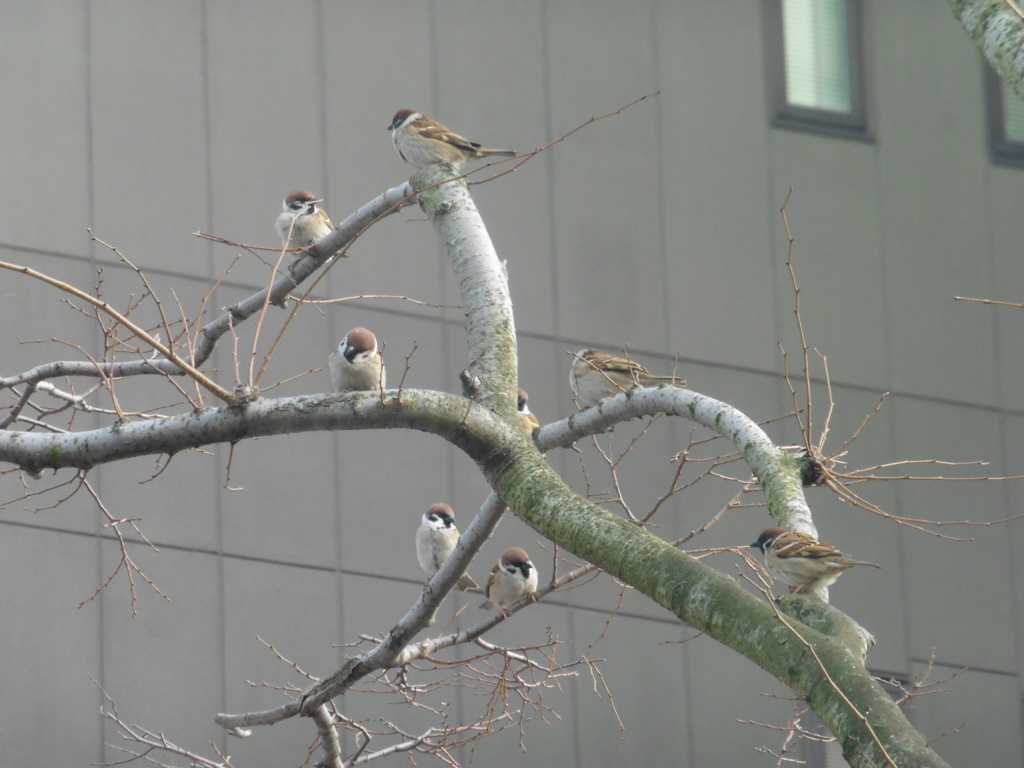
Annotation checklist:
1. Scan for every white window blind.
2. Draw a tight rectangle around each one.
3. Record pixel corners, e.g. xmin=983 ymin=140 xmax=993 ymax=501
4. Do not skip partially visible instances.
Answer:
xmin=1001 ymin=79 xmax=1024 ymax=143
xmin=782 ymin=0 xmax=852 ymax=113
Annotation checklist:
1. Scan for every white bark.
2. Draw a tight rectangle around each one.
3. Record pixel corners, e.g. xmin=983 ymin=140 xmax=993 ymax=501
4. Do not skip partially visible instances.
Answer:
xmin=412 ymin=166 xmax=518 ymax=418
xmin=0 ymin=385 xmax=815 ymax=538
xmin=537 ymin=385 xmax=817 ymax=537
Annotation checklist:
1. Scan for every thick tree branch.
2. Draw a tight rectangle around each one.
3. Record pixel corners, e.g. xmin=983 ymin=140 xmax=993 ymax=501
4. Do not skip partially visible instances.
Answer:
xmin=406 ymin=170 xmax=944 ymax=767
xmin=3 ymin=163 xmax=951 ymax=767
xmin=311 ymin=704 xmax=344 ymax=768
xmin=777 ymin=594 xmax=876 ymax=662
xmin=0 ymin=389 xmax=511 ymax=475
xmin=536 ymin=386 xmax=817 ymax=536
xmin=490 ymin=426 xmax=946 ymax=767
xmin=412 ymin=166 xmax=518 ymax=420
xmin=18 ymin=377 xmax=940 ymax=765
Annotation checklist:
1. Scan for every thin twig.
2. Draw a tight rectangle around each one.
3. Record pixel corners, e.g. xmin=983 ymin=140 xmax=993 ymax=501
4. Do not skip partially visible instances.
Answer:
xmin=0 ymin=261 xmax=234 ymax=403
xmin=767 ymin=600 xmax=897 ymax=768
xmin=953 ymin=295 xmax=1024 ymax=308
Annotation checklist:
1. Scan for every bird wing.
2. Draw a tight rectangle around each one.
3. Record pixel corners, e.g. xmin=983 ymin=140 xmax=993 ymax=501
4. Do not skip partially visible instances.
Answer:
xmin=418 ymin=123 xmax=479 ymax=152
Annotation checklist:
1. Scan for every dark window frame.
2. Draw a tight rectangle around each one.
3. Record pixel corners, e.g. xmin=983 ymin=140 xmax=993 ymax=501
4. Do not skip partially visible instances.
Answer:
xmin=985 ymin=65 xmax=1024 ymax=167
xmin=765 ymin=0 xmax=872 ymax=140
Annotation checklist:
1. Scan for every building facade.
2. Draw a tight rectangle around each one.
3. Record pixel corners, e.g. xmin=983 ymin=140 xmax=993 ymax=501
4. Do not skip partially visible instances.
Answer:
xmin=1 ymin=2 xmax=1022 ymax=765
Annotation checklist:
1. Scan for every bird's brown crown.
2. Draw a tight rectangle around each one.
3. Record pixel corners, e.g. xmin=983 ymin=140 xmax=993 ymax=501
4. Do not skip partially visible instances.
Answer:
xmin=344 ymin=327 xmax=377 ymax=352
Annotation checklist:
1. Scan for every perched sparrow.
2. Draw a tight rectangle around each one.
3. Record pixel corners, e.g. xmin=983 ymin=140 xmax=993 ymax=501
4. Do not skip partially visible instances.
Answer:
xmin=517 ymin=388 xmax=540 ymax=434
xmin=750 ymin=527 xmax=880 ymax=594
xmin=387 ymin=108 xmax=516 ymax=170
xmin=569 ymin=348 xmax=686 ymax=408
xmin=275 ymin=189 xmax=333 ymax=249
xmin=415 ymin=503 xmax=478 ymax=591
xmin=328 ymin=327 xmax=386 ymax=392
xmin=480 ymin=547 xmax=539 ymax=614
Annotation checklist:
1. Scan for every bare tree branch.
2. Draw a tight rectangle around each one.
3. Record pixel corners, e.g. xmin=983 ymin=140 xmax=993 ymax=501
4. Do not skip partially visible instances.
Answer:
xmin=0 ymin=183 xmax=415 ymax=396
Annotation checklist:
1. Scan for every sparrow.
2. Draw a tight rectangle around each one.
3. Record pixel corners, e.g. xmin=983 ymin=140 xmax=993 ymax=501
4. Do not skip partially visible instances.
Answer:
xmin=328 ymin=327 xmax=386 ymax=392
xmin=517 ymin=388 xmax=540 ymax=434
xmin=415 ymin=503 xmax=478 ymax=591
xmin=275 ymin=190 xmax=333 ymax=249
xmin=387 ymin=108 xmax=516 ymax=170
xmin=750 ymin=527 xmax=880 ymax=594
xmin=569 ymin=348 xmax=686 ymax=408
xmin=480 ymin=547 xmax=539 ymax=614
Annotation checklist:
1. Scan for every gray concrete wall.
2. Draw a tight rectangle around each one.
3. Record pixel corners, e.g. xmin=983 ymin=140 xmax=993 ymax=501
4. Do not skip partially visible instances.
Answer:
xmin=1 ymin=2 xmax=1021 ymax=765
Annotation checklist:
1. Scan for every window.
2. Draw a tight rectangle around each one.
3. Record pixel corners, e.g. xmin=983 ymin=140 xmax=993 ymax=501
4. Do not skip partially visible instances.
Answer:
xmin=986 ymin=65 xmax=1024 ymax=165
xmin=766 ymin=0 xmax=870 ymax=138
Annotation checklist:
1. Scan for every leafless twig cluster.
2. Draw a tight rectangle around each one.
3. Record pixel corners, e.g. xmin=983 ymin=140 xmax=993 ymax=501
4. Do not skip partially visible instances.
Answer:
xmin=0 ymin=96 xmax=1005 ymax=768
